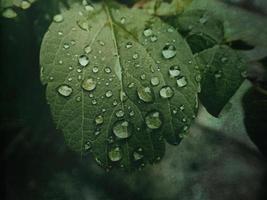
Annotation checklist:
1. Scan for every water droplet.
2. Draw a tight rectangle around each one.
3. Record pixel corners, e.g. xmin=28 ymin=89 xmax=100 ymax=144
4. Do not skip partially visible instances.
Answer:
xmin=78 ymin=55 xmax=89 ymax=67
xmin=105 ymin=90 xmax=113 ymax=98
xmin=126 ymin=42 xmax=133 ymax=49
xmin=137 ymin=87 xmax=154 ymax=103
xmin=128 ymin=82 xmax=135 ymax=88
xmin=162 ymin=44 xmax=176 ymax=59
xmin=199 ymin=15 xmax=208 ymax=24
xmin=176 ymin=77 xmax=187 ymax=88
xmin=150 ymin=77 xmax=160 ymax=86
xmin=116 ymin=110 xmax=124 ymax=118
xmin=63 ymin=43 xmax=70 ymax=49
xmin=113 ymin=121 xmax=132 ymax=139
xmin=84 ymin=141 xmax=91 ymax=150
xmin=129 ymin=110 xmax=135 ymax=117
xmin=53 ymin=14 xmax=64 ymax=23
xmin=215 ymin=71 xmax=222 ymax=79
xmin=92 ymin=66 xmax=99 ymax=73
xmin=84 ymin=45 xmax=92 ymax=54
xmin=143 ymin=28 xmax=153 ymax=37
xmin=85 ymin=5 xmax=94 ymax=12
xmin=92 ymin=99 xmax=97 ymax=105
xmin=58 ymin=31 xmax=63 ymax=36
xmin=140 ymin=74 xmax=146 ymax=80
xmin=95 ymin=115 xmax=104 ymax=125
xmin=169 ymin=65 xmax=181 ymax=78
xmin=82 ymin=78 xmax=96 ymax=91
xmin=77 ymin=20 xmax=90 ymax=31
xmin=221 ymin=57 xmax=228 ymax=63
xmin=145 ymin=111 xmax=162 ymax=129
xmin=2 ymin=8 xmax=17 ymax=19
xmin=104 ymin=67 xmax=111 ymax=74
xmin=133 ymin=152 xmax=144 ymax=161
xmin=133 ymin=53 xmax=139 ymax=60
xmin=150 ymin=35 xmax=158 ymax=42
xmin=160 ymin=86 xmax=174 ymax=99
xmin=120 ymin=17 xmax=126 ymax=24
xmin=108 ymin=147 xmax=122 ymax=162
xmin=57 ymin=85 xmax=73 ymax=97
xmin=76 ymin=96 xmax=81 ymax=102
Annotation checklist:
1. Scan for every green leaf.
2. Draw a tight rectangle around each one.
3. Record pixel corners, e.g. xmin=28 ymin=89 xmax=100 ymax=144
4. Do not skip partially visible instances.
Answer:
xmin=195 ymin=45 xmax=246 ymax=117
xmin=40 ymin=2 xmax=200 ymax=170
xmin=169 ymin=9 xmax=224 ymax=53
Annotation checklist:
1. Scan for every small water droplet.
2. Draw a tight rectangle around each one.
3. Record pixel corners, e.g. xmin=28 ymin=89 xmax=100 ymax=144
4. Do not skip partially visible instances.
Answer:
xmin=116 ymin=110 xmax=124 ymax=118
xmin=78 ymin=55 xmax=89 ymax=67
xmin=105 ymin=90 xmax=113 ymax=98
xmin=133 ymin=152 xmax=144 ymax=161
xmin=143 ymin=28 xmax=153 ymax=37
xmin=128 ymin=82 xmax=135 ymax=88
xmin=108 ymin=147 xmax=122 ymax=162
xmin=120 ymin=17 xmax=126 ymax=24
xmin=160 ymin=86 xmax=174 ymax=99
xmin=53 ymin=14 xmax=64 ymax=23
xmin=176 ymin=77 xmax=187 ymax=88
xmin=63 ymin=43 xmax=70 ymax=49
xmin=82 ymin=78 xmax=96 ymax=91
xmin=145 ymin=111 xmax=162 ymax=129
xmin=150 ymin=35 xmax=158 ymax=42
xmin=84 ymin=45 xmax=92 ymax=54
xmin=133 ymin=53 xmax=139 ymax=60
xmin=150 ymin=77 xmax=160 ymax=86
xmin=126 ymin=42 xmax=133 ymax=49
xmin=92 ymin=66 xmax=99 ymax=73
xmin=162 ymin=44 xmax=176 ymax=59
xmin=140 ymin=74 xmax=146 ymax=80
xmin=84 ymin=141 xmax=91 ymax=150
xmin=104 ymin=67 xmax=111 ymax=74
xmin=169 ymin=65 xmax=181 ymax=78
xmin=92 ymin=99 xmax=97 ymax=105
xmin=120 ymin=91 xmax=128 ymax=102
xmin=57 ymin=85 xmax=73 ymax=97
xmin=95 ymin=115 xmax=104 ymax=125
xmin=113 ymin=121 xmax=132 ymax=139
xmin=137 ymin=86 xmax=154 ymax=103
xmin=221 ymin=57 xmax=228 ymax=63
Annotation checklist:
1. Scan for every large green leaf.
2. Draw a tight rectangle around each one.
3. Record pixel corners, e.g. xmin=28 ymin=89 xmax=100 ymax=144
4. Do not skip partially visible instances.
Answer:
xmin=40 ymin=1 xmax=199 ymax=170
xmin=195 ymin=45 xmax=246 ymax=116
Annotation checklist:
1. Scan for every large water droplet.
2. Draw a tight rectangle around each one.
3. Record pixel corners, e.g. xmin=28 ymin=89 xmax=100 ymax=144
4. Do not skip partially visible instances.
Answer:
xmin=169 ymin=65 xmax=181 ymax=78
xmin=78 ymin=55 xmax=89 ymax=67
xmin=176 ymin=77 xmax=187 ymax=88
xmin=145 ymin=111 xmax=162 ymax=129
xmin=160 ymin=86 xmax=174 ymax=99
xmin=82 ymin=78 xmax=96 ymax=91
xmin=113 ymin=120 xmax=132 ymax=139
xmin=137 ymin=87 xmax=154 ymax=103
xmin=162 ymin=44 xmax=176 ymax=59
xmin=108 ymin=147 xmax=122 ymax=162
xmin=57 ymin=84 xmax=73 ymax=97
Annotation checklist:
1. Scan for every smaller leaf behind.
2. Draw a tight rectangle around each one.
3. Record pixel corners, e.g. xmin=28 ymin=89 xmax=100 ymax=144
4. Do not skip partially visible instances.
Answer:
xmin=168 ymin=9 xmax=224 ymax=54
xmin=195 ymin=45 xmax=246 ymax=117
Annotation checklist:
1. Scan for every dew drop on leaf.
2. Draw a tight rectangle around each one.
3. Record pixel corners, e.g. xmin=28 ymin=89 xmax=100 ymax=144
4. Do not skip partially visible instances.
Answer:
xmin=162 ymin=44 xmax=176 ymax=59
xmin=108 ymin=147 xmax=122 ymax=162
xmin=116 ymin=110 xmax=125 ymax=118
xmin=143 ymin=28 xmax=153 ymax=37
xmin=160 ymin=86 xmax=174 ymax=99
xmin=78 ymin=55 xmax=89 ymax=67
xmin=81 ymin=78 xmax=96 ymax=91
xmin=105 ymin=90 xmax=113 ymax=98
xmin=145 ymin=111 xmax=162 ymax=129
xmin=113 ymin=121 xmax=132 ymax=139
xmin=95 ymin=115 xmax=104 ymax=125
xmin=53 ymin=14 xmax=64 ymax=23
xmin=133 ymin=151 xmax=144 ymax=161
xmin=150 ymin=77 xmax=160 ymax=86
xmin=57 ymin=84 xmax=73 ymax=97
xmin=169 ymin=65 xmax=181 ymax=78
xmin=137 ymin=86 xmax=154 ymax=103
xmin=84 ymin=45 xmax=92 ymax=54
xmin=176 ymin=77 xmax=187 ymax=88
